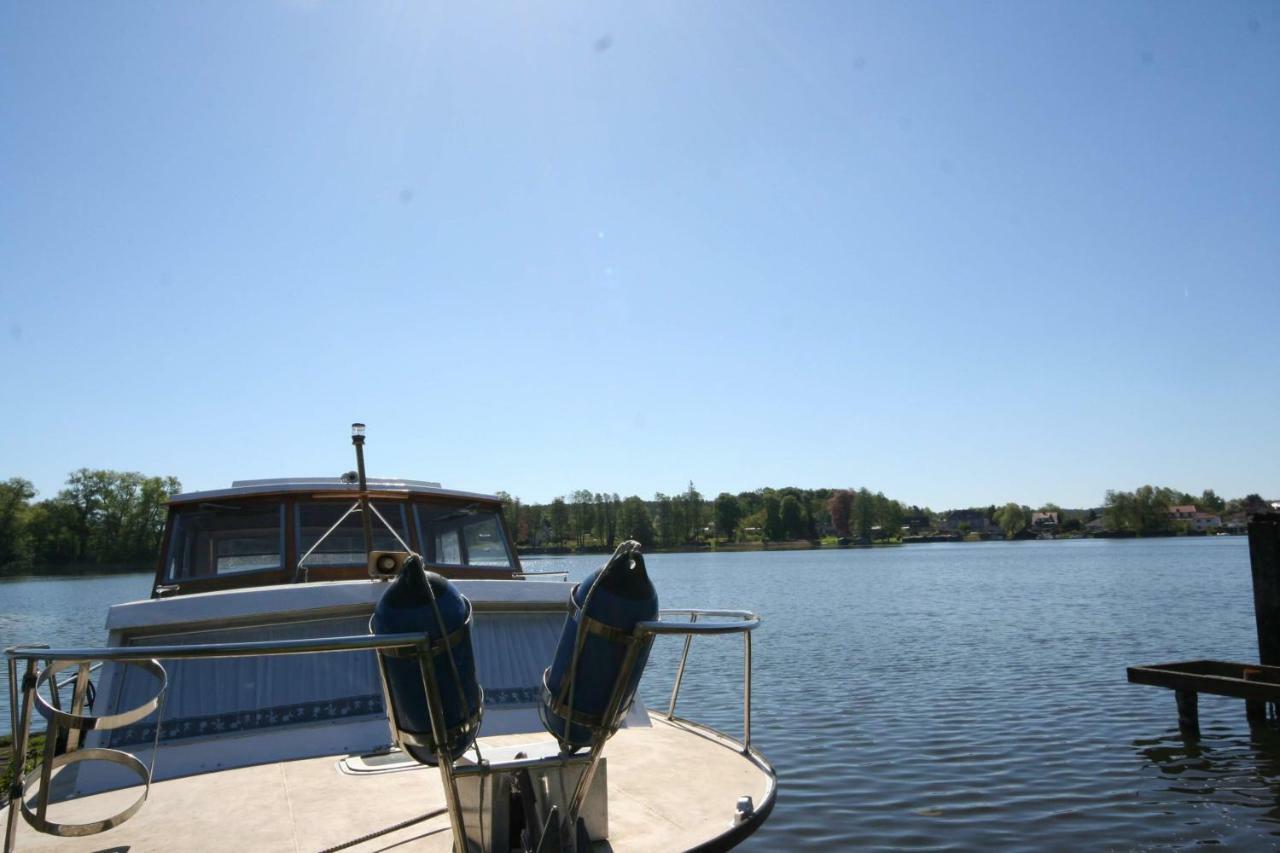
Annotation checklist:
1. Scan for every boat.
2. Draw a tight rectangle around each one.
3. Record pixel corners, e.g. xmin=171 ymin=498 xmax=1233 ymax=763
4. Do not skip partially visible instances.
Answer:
xmin=1 ymin=426 xmax=774 ymax=852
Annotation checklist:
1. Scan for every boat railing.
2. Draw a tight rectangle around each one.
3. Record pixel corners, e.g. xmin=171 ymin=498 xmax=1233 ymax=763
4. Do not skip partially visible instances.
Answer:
xmin=642 ymin=609 xmax=758 ymax=752
xmin=3 ymin=610 xmax=760 ymax=853
xmin=512 ymin=568 xmax=571 ymax=579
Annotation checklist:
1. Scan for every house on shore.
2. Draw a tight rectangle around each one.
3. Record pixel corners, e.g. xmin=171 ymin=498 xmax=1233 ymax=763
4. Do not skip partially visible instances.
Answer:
xmin=1031 ymin=511 xmax=1060 ymax=532
xmin=941 ymin=509 xmax=994 ymax=534
xmin=1167 ymin=504 xmax=1222 ymax=532
xmin=901 ymin=514 xmax=930 ymax=535
xmin=1190 ymin=512 xmax=1222 ymax=532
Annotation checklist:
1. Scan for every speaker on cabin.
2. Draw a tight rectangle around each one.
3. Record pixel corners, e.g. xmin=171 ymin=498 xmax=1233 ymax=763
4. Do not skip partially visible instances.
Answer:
xmin=540 ymin=541 xmax=658 ymax=752
xmin=370 ymin=554 xmax=483 ymax=764
xmin=368 ymin=550 xmax=410 ymax=580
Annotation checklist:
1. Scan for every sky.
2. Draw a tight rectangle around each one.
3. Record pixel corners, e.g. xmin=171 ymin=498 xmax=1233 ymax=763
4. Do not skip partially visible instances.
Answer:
xmin=1 ymin=1 xmax=1277 ymax=511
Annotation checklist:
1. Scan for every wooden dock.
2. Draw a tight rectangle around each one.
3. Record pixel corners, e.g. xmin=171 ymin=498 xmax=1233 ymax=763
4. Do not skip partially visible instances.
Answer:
xmin=1128 ymin=513 xmax=1280 ymax=737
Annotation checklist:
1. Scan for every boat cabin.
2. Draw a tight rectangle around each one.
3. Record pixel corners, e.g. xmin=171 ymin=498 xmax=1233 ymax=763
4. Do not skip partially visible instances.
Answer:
xmin=154 ymin=477 xmax=520 ymax=597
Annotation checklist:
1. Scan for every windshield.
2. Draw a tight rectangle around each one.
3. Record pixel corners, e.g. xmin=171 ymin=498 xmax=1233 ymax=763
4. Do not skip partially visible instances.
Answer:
xmin=296 ymin=501 xmax=409 ymax=567
xmin=166 ymin=503 xmax=284 ymax=581
xmin=416 ymin=504 xmax=513 ymax=569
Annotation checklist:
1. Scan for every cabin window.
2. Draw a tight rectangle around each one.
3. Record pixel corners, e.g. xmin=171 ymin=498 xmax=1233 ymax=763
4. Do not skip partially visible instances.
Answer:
xmin=415 ymin=504 xmax=513 ymax=568
xmin=295 ymin=501 xmax=409 ymax=567
xmin=166 ymin=503 xmax=284 ymax=581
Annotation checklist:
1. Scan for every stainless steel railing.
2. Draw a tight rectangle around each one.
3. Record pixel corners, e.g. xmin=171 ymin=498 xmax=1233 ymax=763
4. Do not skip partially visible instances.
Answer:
xmin=3 ymin=610 xmax=760 ymax=853
xmin=644 ymin=609 xmax=758 ymax=751
xmin=557 ymin=608 xmax=760 ymax=830
xmin=2 ymin=632 xmax=433 ymax=853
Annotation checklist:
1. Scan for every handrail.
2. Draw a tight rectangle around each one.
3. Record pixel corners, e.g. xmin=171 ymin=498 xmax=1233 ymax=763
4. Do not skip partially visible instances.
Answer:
xmin=636 ymin=609 xmax=758 ymax=753
xmin=649 ymin=608 xmax=758 ymax=620
xmin=637 ymin=609 xmax=760 ymax=635
xmin=2 ymin=631 xmax=443 ymax=853
xmin=559 ymin=607 xmax=760 ymax=826
xmin=55 ymin=661 xmax=102 ymax=690
xmin=3 ymin=632 xmax=430 ymax=664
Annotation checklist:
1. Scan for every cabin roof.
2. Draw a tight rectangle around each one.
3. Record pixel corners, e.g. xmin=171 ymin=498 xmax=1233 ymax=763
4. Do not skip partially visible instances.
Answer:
xmin=168 ymin=477 xmax=501 ymax=505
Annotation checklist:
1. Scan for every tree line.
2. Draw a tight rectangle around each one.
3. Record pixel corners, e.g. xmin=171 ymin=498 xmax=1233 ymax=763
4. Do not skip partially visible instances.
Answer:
xmin=0 ymin=470 xmax=180 ymax=575
xmin=501 ymin=483 xmax=1273 ymax=550
xmin=1102 ymin=486 xmax=1268 ymax=535
xmin=496 ymin=484 xmax=922 ymax=551
xmin=0 ymin=469 xmax=1270 ymax=575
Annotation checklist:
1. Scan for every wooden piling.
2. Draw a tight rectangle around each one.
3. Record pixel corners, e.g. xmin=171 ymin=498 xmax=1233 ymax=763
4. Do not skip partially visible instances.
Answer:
xmin=1175 ymin=689 xmax=1200 ymax=737
xmin=1248 ymin=513 xmax=1280 ymax=722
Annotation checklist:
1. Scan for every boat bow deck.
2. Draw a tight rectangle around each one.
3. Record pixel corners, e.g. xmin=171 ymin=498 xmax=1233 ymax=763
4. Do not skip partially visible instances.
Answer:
xmin=1 ymin=714 xmax=775 ymax=852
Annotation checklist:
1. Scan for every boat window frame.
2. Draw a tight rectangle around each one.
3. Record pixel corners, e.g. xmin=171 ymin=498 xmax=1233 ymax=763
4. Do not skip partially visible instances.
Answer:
xmin=151 ymin=491 xmax=519 ymax=596
xmin=412 ymin=500 xmax=516 ymax=572
xmin=163 ymin=501 xmax=288 ymax=584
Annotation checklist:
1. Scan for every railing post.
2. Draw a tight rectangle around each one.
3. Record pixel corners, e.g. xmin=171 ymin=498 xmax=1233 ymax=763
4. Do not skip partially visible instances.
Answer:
xmin=4 ymin=661 xmax=37 ymax=853
xmin=64 ymin=663 xmax=92 ymax=753
xmin=415 ymin=642 xmax=469 ymax=852
xmin=743 ymin=630 xmax=752 ymax=753
xmin=666 ymin=613 xmax=698 ymax=720
xmin=6 ymin=657 xmax=16 ymax=752
xmin=568 ymin=634 xmax=645 ymax=831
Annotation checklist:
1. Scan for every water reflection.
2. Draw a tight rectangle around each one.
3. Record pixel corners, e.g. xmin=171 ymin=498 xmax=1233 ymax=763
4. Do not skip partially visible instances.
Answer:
xmin=1135 ymin=721 xmax=1280 ymax=833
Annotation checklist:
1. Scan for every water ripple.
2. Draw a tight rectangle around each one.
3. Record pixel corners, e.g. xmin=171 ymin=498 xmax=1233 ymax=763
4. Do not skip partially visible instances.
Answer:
xmin=5 ymin=540 xmax=1278 ymax=849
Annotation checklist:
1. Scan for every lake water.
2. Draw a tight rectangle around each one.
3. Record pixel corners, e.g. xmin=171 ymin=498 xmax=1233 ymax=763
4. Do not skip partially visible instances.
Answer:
xmin=3 ymin=537 xmax=1277 ymax=849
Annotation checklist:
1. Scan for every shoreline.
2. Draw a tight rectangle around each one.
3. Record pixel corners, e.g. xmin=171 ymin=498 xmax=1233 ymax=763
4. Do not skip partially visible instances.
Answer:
xmin=517 ymin=530 xmax=1245 ymax=558
xmin=0 ymin=532 xmax=1246 ymax=579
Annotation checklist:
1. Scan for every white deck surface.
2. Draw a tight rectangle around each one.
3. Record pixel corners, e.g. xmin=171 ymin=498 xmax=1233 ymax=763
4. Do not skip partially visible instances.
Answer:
xmin=2 ymin=716 xmax=773 ymax=852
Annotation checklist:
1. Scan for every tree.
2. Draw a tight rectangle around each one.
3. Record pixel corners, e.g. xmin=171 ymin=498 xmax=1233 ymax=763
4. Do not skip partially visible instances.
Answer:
xmin=826 ymin=490 xmax=853 ymax=538
xmin=994 ymin=502 xmax=1029 ymax=538
xmin=852 ymin=488 xmax=874 ymax=540
xmin=1243 ymin=494 xmax=1269 ymax=515
xmin=653 ymin=493 xmax=677 ymax=548
xmin=1103 ymin=485 xmax=1175 ymax=534
xmin=762 ymin=495 xmax=784 ymax=541
xmin=594 ymin=493 xmax=619 ymax=549
xmin=736 ymin=490 xmax=763 ymax=518
xmin=1 ymin=470 xmax=179 ymax=572
xmin=549 ymin=497 xmax=569 ymax=546
xmin=879 ymin=496 xmax=904 ymax=540
xmin=570 ymin=489 xmax=596 ymax=547
xmin=60 ymin=468 xmax=109 ymax=562
xmin=524 ymin=504 xmax=544 ymax=545
xmin=0 ymin=478 xmax=36 ymax=569
xmin=618 ymin=496 xmax=656 ymax=550
xmin=683 ymin=482 xmax=706 ymax=542
xmin=26 ymin=498 xmax=79 ymax=565
xmin=779 ymin=495 xmax=804 ymax=540
xmin=1199 ymin=489 xmax=1225 ymax=513
xmin=495 ymin=491 xmax=518 ymax=541
xmin=714 ymin=493 xmax=742 ymax=542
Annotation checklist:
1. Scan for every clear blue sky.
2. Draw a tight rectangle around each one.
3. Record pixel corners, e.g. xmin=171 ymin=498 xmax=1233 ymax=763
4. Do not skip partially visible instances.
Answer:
xmin=2 ymin=2 xmax=1277 ymax=511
